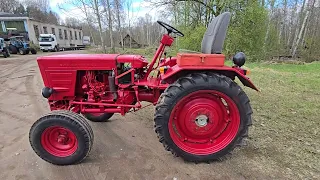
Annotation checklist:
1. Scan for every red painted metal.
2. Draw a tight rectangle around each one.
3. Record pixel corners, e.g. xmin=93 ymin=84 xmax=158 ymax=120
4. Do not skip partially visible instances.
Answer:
xmin=168 ymin=90 xmax=240 ymax=155
xmin=71 ymin=101 xmax=141 ymax=108
xmin=37 ymin=32 xmax=257 ymax=116
xmin=177 ymin=53 xmax=225 ymax=67
xmin=161 ymin=65 xmax=259 ymax=91
xmin=41 ymin=126 xmax=78 ymax=157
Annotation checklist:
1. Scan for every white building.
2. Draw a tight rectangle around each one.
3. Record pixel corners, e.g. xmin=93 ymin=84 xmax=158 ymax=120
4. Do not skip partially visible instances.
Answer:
xmin=0 ymin=12 xmax=84 ymax=47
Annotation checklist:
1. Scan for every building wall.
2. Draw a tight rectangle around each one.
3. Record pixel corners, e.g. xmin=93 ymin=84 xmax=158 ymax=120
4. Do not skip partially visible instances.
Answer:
xmin=27 ymin=19 xmax=83 ymax=47
xmin=0 ymin=16 xmax=84 ymax=47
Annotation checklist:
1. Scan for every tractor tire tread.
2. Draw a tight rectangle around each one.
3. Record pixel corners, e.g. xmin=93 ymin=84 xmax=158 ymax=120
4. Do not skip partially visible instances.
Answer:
xmin=29 ymin=112 xmax=92 ymax=165
xmin=46 ymin=110 xmax=94 ymax=146
xmin=83 ymin=113 xmax=114 ymax=122
xmin=154 ymin=72 xmax=252 ymax=163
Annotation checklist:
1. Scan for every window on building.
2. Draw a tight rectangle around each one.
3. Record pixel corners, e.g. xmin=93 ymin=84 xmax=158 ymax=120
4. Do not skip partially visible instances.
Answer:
xmin=51 ymin=28 xmax=55 ymax=35
xmin=34 ymin=25 xmax=39 ymax=39
xmin=75 ymin=31 xmax=77 ymax=40
xmin=79 ymin=32 xmax=81 ymax=40
xmin=5 ymin=21 xmax=25 ymax=32
xmin=59 ymin=29 xmax=63 ymax=39
xmin=43 ymin=26 xmax=47 ymax=34
xmin=64 ymin=29 xmax=68 ymax=39
xmin=70 ymin=31 xmax=73 ymax=40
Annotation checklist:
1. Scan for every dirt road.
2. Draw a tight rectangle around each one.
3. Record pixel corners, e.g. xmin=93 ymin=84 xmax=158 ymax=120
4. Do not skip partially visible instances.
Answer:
xmin=0 ymin=51 xmax=288 ymax=180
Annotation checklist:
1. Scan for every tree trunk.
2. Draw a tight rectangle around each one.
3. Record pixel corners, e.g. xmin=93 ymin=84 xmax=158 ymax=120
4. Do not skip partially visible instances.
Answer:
xmin=104 ymin=0 xmax=115 ymax=53
xmin=292 ymin=10 xmax=310 ymax=57
xmin=291 ymin=0 xmax=307 ymax=54
xmin=115 ymin=0 xmax=123 ymax=50
xmin=263 ymin=0 xmax=275 ymax=54
xmin=287 ymin=0 xmax=298 ymax=47
xmin=80 ymin=0 xmax=95 ymax=46
xmin=93 ymin=0 xmax=106 ymax=53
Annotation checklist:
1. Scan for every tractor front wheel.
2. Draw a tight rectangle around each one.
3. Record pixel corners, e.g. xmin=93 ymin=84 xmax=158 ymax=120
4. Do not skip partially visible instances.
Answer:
xmin=29 ymin=110 xmax=94 ymax=165
xmin=154 ymin=73 xmax=252 ymax=162
xmin=83 ymin=113 xmax=114 ymax=122
xmin=19 ymin=48 xmax=26 ymax=55
xmin=3 ymin=48 xmax=9 ymax=58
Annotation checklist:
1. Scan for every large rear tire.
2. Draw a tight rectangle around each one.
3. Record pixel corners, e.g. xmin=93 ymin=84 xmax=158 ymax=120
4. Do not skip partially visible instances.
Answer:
xmin=83 ymin=113 xmax=114 ymax=122
xmin=29 ymin=110 xmax=94 ymax=165
xmin=9 ymin=45 xmax=17 ymax=54
xmin=154 ymin=73 xmax=252 ymax=162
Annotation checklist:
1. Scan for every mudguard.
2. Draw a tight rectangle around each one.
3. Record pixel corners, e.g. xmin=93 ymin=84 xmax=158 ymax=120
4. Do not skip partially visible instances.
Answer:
xmin=161 ymin=65 xmax=259 ymax=91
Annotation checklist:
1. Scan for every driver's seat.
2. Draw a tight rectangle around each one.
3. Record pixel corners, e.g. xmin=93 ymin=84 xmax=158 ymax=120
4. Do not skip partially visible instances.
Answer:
xmin=179 ymin=12 xmax=231 ymax=54
xmin=201 ymin=12 xmax=231 ymax=54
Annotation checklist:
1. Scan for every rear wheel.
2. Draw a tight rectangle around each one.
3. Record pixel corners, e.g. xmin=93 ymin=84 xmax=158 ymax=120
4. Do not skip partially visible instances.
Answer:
xmin=30 ymin=48 xmax=37 ymax=54
xmin=3 ymin=51 xmax=8 ymax=58
xmin=6 ymin=48 xmax=10 ymax=57
xmin=3 ymin=48 xmax=9 ymax=58
xmin=83 ymin=113 xmax=114 ymax=122
xmin=19 ymin=48 xmax=26 ymax=55
xmin=154 ymin=73 xmax=252 ymax=162
xmin=9 ymin=45 xmax=17 ymax=54
xmin=29 ymin=111 xmax=93 ymax=165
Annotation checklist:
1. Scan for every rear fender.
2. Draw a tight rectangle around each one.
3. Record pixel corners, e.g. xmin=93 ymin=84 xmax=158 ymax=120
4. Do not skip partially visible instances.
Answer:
xmin=161 ymin=65 xmax=259 ymax=91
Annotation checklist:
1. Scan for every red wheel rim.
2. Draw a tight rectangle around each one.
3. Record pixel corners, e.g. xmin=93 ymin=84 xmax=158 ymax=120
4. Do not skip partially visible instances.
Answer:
xmin=41 ymin=126 xmax=78 ymax=157
xmin=169 ymin=90 xmax=240 ymax=155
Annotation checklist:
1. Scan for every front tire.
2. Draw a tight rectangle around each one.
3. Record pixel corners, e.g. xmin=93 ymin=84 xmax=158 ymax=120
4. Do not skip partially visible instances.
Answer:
xmin=29 ymin=111 xmax=94 ymax=165
xmin=19 ymin=48 xmax=26 ymax=55
xmin=30 ymin=48 xmax=37 ymax=54
xmin=154 ymin=73 xmax=252 ymax=162
xmin=83 ymin=113 xmax=114 ymax=122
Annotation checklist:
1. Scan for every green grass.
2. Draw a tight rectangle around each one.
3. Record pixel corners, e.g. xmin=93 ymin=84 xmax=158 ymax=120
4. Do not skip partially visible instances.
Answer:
xmin=237 ymin=61 xmax=320 ymax=179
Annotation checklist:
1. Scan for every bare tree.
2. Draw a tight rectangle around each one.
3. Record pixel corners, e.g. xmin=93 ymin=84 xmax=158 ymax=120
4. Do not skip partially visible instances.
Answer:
xmin=292 ymin=1 xmax=312 ymax=57
xmin=0 ymin=0 xmax=19 ymax=13
xmin=114 ymin=0 xmax=124 ymax=49
xmin=93 ymin=0 xmax=106 ymax=53
xmin=126 ymin=0 xmax=132 ymax=48
xmin=102 ymin=0 xmax=115 ymax=53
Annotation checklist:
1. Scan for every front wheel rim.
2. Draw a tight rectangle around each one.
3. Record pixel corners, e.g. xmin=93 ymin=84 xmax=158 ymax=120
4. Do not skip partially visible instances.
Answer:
xmin=169 ymin=90 xmax=240 ymax=155
xmin=41 ymin=126 xmax=78 ymax=157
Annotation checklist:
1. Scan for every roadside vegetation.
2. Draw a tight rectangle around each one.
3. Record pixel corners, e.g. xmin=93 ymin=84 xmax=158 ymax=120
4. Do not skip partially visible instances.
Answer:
xmin=237 ymin=61 xmax=320 ymax=179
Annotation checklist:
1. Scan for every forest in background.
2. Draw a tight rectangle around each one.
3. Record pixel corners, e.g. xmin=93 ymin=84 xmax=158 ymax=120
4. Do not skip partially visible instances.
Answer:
xmin=1 ymin=0 xmax=320 ymax=62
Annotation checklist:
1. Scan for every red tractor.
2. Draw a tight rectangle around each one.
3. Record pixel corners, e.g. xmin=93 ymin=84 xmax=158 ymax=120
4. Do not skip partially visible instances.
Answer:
xmin=29 ymin=12 xmax=258 ymax=165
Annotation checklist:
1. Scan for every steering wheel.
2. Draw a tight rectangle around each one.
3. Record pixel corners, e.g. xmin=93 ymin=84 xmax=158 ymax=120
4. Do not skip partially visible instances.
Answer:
xmin=157 ymin=21 xmax=184 ymax=37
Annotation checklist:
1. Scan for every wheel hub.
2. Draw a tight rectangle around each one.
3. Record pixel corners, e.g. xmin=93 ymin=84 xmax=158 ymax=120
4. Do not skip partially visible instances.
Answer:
xmin=195 ymin=115 xmax=209 ymax=127
xmin=57 ymin=134 xmax=68 ymax=144
xmin=169 ymin=90 xmax=241 ymax=155
xmin=41 ymin=126 xmax=78 ymax=157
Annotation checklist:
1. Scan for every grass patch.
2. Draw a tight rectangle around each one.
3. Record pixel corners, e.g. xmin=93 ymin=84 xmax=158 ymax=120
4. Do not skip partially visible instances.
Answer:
xmin=238 ymin=61 xmax=320 ymax=179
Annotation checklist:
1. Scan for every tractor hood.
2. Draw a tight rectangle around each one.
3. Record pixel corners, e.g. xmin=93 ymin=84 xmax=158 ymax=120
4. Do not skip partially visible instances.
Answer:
xmin=37 ymin=54 xmax=148 ymax=99
xmin=37 ymin=54 xmax=148 ymax=71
